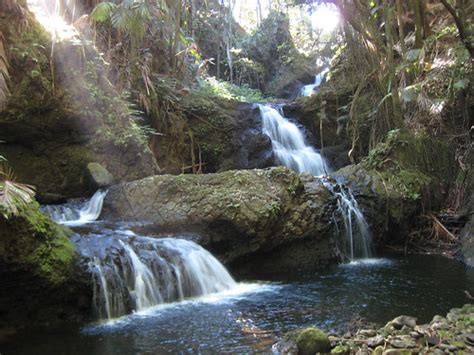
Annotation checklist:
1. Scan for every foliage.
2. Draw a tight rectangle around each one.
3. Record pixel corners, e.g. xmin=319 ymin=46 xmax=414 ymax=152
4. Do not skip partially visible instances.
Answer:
xmin=195 ymin=76 xmax=270 ymax=103
xmin=0 ymin=164 xmax=35 ymax=219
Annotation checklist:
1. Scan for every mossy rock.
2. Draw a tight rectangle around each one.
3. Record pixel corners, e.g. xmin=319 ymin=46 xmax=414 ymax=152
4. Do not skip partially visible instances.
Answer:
xmin=296 ymin=327 xmax=331 ymax=355
xmin=0 ymin=201 xmax=76 ymax=285
xmin=331 ymin=344 xmax=350 ymax=354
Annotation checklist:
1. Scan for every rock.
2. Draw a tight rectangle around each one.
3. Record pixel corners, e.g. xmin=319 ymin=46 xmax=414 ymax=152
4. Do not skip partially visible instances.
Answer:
xmin=86 ymin=162 xmax=114 ymax=189
xmin=426 ymin=336 xmax=440 ymax=346
xmin=0 ymin=201 xmax=91 ymax=328
xmin=451 ymin=340 xmax=466 ymax=349
xmin=382 ymin=350 xmax=415 ymax=355
xmin=367 ymin=335 xmax=385 ymax=348
xmin=465 ymin=332 xmax=474 ymax=345
xmin=373 ymin=346 xmax=384 ymax=355
xmin=331 ymin=344 xmax=350 ymax=354
xmin=391 ymin=316 xmax=417 ymax=330
xmin=296 ymin=327 xmax=331 ymax=355
xmin=103 ymin=167 xmax=338 ymax=275
xmin=431 ymin=321 xmax=450 ymax=330
xmin=359 ymin=329 xmax=377 ymax=337
xmin=390 ymin=338 xmax=416 ymax=349
xmin=431 ymin=315 xmax=446 ymax=324
xmin=439 ymin=343 xmax=457 ymax=351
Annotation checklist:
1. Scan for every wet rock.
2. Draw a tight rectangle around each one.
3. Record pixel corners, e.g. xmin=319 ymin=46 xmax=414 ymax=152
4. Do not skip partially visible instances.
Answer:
xmin=391 ymin=316 xmax=417 ymax=330
xmin=103 ymin=167 xmax=338 ymax=274
xmin=296 ymin=327 xmax=331 ymax=355
xmin=86 ymin=162 xmax=114 ymax=189
xmin=367 ymin=335 xmax=385 ymax=348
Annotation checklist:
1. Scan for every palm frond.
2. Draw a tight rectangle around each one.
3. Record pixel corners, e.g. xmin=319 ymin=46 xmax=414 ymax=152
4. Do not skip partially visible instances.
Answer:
xmin=90 ymin=2 xmax=116 ymax=23
xmin=0 ymin=165 xmax=36 ymax=219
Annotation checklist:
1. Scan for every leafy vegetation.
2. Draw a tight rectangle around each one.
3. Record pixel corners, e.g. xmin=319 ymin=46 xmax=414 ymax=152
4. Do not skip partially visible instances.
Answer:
xmin=0 ymin=164 xmax=35 ymax=219
xmin=194 ymin=76 xmax=270 ymax=103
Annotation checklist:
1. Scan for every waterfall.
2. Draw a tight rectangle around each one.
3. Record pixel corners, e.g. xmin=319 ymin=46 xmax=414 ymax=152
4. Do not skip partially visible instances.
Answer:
xmin=258 ymin=104 xmax=372 ymax=259
xmin=77 ymin=234 xmax=237 ymax=320
xmin=300 ymin=68 xmax=329 ymax=97
xmin=258 ymin=104 xmax=328 ymax=176
xmin=326 ymin=183 xmax=373 ymax=260
xmin=42 ymin=190 xmax=107 ymax=226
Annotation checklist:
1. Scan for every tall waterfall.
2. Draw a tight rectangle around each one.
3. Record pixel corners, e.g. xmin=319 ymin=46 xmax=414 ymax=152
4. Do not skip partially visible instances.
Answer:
xmin=258 ymin=104 xmax=372 ymax=260
xmin=258 ymin=104 xmax=328 ymax=176
xmin=76 ymin=233 xmax=237 ymax=320
xmin=300 ymin=68 xmax=329 ymax=97
xmin=42 ymin=190 xmax=107 ymax=226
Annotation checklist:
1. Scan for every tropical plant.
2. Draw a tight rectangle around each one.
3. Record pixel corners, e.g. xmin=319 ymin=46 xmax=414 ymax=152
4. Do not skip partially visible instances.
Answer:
xmin=0 ymin=164 xmax=36 ymax=219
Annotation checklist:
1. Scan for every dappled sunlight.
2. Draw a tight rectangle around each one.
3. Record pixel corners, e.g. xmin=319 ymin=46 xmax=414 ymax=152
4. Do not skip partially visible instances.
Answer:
xmin=310 ymin=3 xmax=340 ymax=32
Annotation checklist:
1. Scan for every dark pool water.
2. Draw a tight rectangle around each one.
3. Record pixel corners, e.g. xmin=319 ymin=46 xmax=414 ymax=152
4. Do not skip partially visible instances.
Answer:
xmin=3 ymin=255 xmax=474 ymax=354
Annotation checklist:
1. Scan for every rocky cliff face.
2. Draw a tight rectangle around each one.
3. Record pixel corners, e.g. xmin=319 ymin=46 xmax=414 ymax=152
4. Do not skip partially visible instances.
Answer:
xmin=102 ymin=167 xmax=339 ymax=276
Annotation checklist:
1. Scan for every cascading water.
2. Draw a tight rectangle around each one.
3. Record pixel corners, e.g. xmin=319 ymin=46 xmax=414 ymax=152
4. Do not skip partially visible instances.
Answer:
xmin=258 ymin=104 xmax=328 ymax=176
xmin=77 ymin=232 xmax=237 ymax=320
xmin=300 ymin=67 xmax=329 ymax=97
xmin=42 ymin=191 xmax=239 ymax=320
xmin=258 ymin=103 xmax=372 ymax=260
xmin=42 ymin=190 xmax=107 ymax=226
xmin=325 ymin=183 xmax=373 ymax=260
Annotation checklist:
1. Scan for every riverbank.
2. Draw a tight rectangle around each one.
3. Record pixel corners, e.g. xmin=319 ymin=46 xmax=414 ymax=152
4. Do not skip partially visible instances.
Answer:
xmin=275 ymin=304 xmax=474 ymax=354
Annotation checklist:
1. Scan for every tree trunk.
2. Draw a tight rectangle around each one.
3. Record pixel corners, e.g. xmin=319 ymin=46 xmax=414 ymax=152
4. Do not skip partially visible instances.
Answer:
xmin=384 ymin=0 xmax=405 ymax=128
xmin=412 ymin=0 xmax=423 ymax=48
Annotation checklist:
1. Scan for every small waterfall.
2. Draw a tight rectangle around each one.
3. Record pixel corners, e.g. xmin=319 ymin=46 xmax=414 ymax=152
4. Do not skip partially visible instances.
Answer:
xmin=42 ymin=190 xmax=107 ymax=226
xmin=77 ymin=234 xmax=237 ymax=320
xmin=300 ymin=68 xmax=329 ymax=97
xmin=326 ymin=183 xmax=373 ymax=260
xmin=258 ymin=103 xmax=373 ymax=259
xmin=258 ymin=104 xmax=328 ymax=176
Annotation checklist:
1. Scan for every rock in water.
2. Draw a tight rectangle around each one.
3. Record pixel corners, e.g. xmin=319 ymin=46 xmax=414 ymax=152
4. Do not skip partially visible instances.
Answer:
xmin=296 ymin=327 xmax=331 ymax=355
xmin=390 ymin=315 xmax=417 ymax=329
xmin=86 ymin=162 xmax=114 ymax=189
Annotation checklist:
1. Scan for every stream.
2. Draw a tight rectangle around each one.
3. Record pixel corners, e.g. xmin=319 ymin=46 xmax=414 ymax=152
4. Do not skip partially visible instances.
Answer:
xmin=4 ymin=236 xmax=474 ymax=354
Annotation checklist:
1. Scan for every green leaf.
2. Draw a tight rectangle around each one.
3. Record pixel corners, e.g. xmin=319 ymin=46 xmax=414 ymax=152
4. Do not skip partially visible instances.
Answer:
xmin=90 ymin=2 xmax=116 ymax=23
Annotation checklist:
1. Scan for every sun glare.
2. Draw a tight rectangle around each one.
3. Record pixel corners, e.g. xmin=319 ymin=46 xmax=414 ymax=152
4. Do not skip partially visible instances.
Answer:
xmin=27 ymin=0 xmax=78 ymax=41
xmin=311 ymin=4 xmax=340 ymax=32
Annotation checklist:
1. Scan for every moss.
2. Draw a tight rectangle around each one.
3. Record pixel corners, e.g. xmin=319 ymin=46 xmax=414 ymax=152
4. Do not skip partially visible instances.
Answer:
xmin=0 ymin=201 xmax=76 ymax=285
xmin=296 ymin=327 xmax=331 ymax=355
xmin=331 ymin=344 xmax=350 ymax=354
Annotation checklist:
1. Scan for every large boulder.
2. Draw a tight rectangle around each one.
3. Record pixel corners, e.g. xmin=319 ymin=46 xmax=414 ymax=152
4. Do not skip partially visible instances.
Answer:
xmin=102 ymin=167 xmax=339 ymax=276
